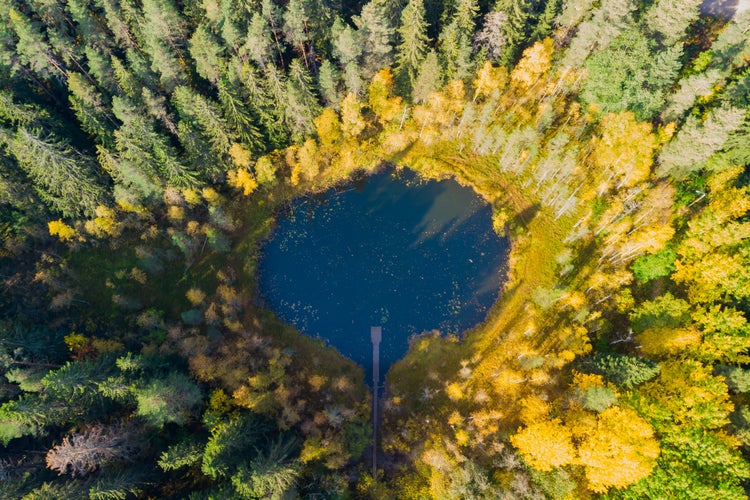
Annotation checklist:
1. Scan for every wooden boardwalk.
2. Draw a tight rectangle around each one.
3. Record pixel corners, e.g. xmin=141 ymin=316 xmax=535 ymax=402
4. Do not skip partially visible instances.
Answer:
xmin=371 ymin=326 xmax=382 ymax=479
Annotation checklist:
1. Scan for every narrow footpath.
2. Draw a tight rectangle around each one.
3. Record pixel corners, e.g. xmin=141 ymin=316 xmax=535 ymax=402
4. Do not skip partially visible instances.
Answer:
xmin=371 ymin=326 xmax=382 ymax=479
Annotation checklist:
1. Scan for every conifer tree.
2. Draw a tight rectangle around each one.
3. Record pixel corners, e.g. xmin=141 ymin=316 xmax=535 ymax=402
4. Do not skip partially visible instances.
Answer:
xmin=318 ymin=59 xmax=343 ymax=107
xmin=354 ymin=0 xmax=395 ymax=79
xmin=395 ymin=0 xmax=431 ymax=96
xmin=0 ymin=125 xmax=105 ymax=217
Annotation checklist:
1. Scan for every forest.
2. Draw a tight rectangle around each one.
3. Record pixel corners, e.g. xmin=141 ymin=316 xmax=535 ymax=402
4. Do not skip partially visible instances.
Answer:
xmin=0 ymin=0 xmax=749 ymax=497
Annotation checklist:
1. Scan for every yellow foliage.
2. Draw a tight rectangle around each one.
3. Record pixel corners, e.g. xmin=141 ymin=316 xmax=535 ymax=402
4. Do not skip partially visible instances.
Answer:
xmin=473 ymin=61 xmax=508 ymax=101
xmin=511 ymin=418 xmax=576 ymax=471
xmin=90 ymin=338 xmax=124 ymax=353
xmin=297 ymin=138 xmax=319 ymax=182
xmin=167 ymin=205 xmax=185 ymax=221
xmin=228 ymin=168 xmax=259 ymax=196
xmin=591 ymin=112 xmax=657 ymax=189
xmin=182 ymin=188 xmax=202 ymax=206
xmin=510 ymin=38 xmax=554 ymax=88
xmin=299 ymin=434 xmax=328 ymax=463
xmin=208 ymin=389 xmax=233 ymax=416
xmin=129 ymin=267 xmax=147 ymax=284
xmin=116 ymin=199 xmax=148 ymax=214
xmin=228 ymin=142 xmax=251 ymax=168
xmin=448 ymin=411 xmax=463 ymax=426
xmin=186 ymin=288 xmax=206 ymax=306
xmin=444 ymin=80 xmax=466 ymax=114
xmin=368 ymin=68 xmax=402 ymax=123
xmin=519 ymin=396 xmax=550 ymax=425
xmin=48 ymin=220 xmax=77 ymax=242
xmin=445 ymin=382 xmax=464 ymax=401
xmin=577 ymin=407 xmax=659 ymax=493
xmin=64 ymin=332 xmax=89 ymax=352
xmin=454 ymin=429 xmax=470 ymax=446
xmin=638 ymin=326 xmax=702 ymax=356
xmin=84 ymin=205 xmax=122 ymax=238
xmin=314 ymin=108 xmax=342 ymax=147
xmin=201 ymin=187 xmax=221 ymax=205
xmin=340 ymin=93 xmax=366 ymax=139
xmin=572 ymin=372 xmax=606 ymax=392
xmin=308 ymin=374 xmax=327 ymax=391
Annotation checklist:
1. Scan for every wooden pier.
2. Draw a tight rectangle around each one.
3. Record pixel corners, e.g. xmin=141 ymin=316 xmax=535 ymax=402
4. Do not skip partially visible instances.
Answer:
xmin=371 ymin=326 xmax=381 ymax=479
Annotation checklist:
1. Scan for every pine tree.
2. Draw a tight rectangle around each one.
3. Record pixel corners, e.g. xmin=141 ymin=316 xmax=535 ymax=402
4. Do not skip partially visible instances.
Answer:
xmin=438 ymin=0 xmax=478 ymax=81
xmin=0 ymin=125 xmax=105 ymax=217
xmin=354 ymin=0 xmax=395 ymax=79
xmin=67 ymin=72 xmax=115 ymax=147
xmin=395 ymin=0 xmax=431 ymax=96
xmin=244 ymin=12 xmax=275 ymax=68
xmin=189 ymin=24 xmax=225 ymax=85
xmin=284 ymin=59 xmax=321 ymax=141
xmin=412 ymin=49 xmax=441 ymax=103
xmin=217 ymin=79 xmax=264 ymax=151
xmin=657 ymin=105 xmax=746 ymax=179
xmin=283 ymin=0 xmax=313 ymax=68
xmin=133 ymin=372 xmax=202 ymax=428
xmin=7 ymin=7 xmax=64 ymax=78
xmin=644 ymin=0 xmax=703 ymax=47
xmin=139 ymin=0 xmax=188 ymax=92
xmin=318 ymin=59 xmax=343 ymax=107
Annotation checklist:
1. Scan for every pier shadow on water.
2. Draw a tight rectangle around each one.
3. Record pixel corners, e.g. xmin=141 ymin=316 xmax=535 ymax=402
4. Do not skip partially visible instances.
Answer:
xmin=257 ymin=168 xmax=510 ymax=381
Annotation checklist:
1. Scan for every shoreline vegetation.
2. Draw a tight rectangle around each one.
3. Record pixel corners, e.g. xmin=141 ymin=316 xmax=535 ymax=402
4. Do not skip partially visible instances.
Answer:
xmin=1 ymin=0 xmax=749 ymax=497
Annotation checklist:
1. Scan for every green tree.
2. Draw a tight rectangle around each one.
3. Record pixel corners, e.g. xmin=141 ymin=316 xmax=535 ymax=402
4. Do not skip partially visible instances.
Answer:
xmin=0 ymin=125 xmax=105 ymax=217
xmin=189 ymin=24 xmax=224 ymax=85
xmin=582 ymin=30 xmax=681 ymax=121
xmin=284 ymin=59 xmax=321 ymax=141
xmin=134 ymin=372 xmax=202 ymax=428
xmin=657 ymin=105 xmax=746 ymax=179
xmin=139 ymin=0 xmax=188 ymax=92
xmin=67 ymin=72 xmax=115 ymax=146
xmin=584 ymin=353 xmax=661 ymax=389
xmin=318 ymin=59 xmax=343 ymax=107
xmin=630 ymin=293 xmax=691 ymax=333
xmin=438 ymin=0 xmax=478 ymax=80
xmin=644 ymin=0 xmax=703 ymax=46
xmin=354 ymin=0 xmax=395 ymax=78
xmin=7 ymin=7 xmax=62 ymax=78
xmin=412 ymin=49 xmax=441 ymax=103
xmin=395 ymin=0 xmax=430 ymax=95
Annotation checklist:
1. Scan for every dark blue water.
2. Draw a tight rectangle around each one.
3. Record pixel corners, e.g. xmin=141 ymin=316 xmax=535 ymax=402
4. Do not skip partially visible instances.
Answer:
xmin=257 ymin=169 xmax=508 ymax=379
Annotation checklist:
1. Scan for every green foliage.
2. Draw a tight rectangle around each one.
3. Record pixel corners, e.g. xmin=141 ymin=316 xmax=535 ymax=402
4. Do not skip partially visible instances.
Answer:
xmin=715 ymin=365 xmax=750 ymax=394
xmin=202 ymin=413 xmax=273 ymax=480
xmin=578 ymin=385 xmax=617 ymax=412
xmin=584 ymin=353 xmax=661 ymax=389
xmin=632 ymin=247 xmax=676 ymax=282
xmin=158 ymin=438 xmax=205 ymax=471
xmin=230 ymin=435 xmax=301 ymax=499
xmin=134 ymin=371 xmax=202 ymax=428
xmin=530 ymin=468 xmax=576 ymax=499
xmin=395 ymin=0 xmax=430 ymax=95
xmin=629 ymin=293 xmax=691 ymax=332
xmin=582 ymin=29 xmax=681 ymax=121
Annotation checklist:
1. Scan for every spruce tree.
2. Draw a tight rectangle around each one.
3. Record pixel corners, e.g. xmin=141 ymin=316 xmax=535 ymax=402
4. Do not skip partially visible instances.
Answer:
xmin=395 ymin=0 xmax=431 ymax=96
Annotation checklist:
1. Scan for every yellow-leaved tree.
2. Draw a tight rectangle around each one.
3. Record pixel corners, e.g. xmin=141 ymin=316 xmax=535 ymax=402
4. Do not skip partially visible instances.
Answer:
xmin=590 ymin=111 xmax=657 ymax=190
xmin=510 ymin=418 xmax=575 ymax=471
xmin=576 ymin=406 xmax=660 ymax=492
xmin=368 ymin=68 xmax=402 ymax=124
xmin=48 ymin=220 xmax=77 ymax=241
